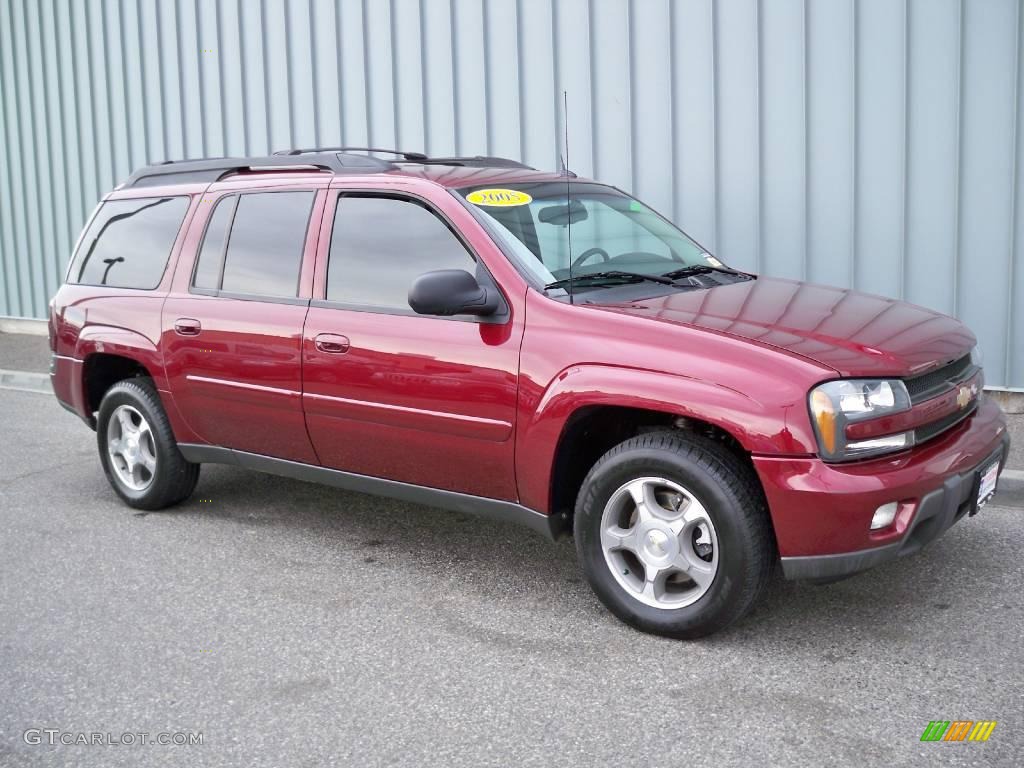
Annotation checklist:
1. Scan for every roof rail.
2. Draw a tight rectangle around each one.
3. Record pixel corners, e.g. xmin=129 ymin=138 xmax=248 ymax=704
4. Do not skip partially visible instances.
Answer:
xmin=121 ymin=152 xmax=393 ymax=188
xmin=415 ymin=155 xmax=534 ymax=169
xmin=273 ymin=147 xmax=534 ymax=170
xmin=275 ymin=146 xmax=429 ymax=162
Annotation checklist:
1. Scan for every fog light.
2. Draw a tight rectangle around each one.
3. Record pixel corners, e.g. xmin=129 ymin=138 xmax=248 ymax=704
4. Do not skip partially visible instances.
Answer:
xmin=870 ymin=502 xmax=899 ymax=530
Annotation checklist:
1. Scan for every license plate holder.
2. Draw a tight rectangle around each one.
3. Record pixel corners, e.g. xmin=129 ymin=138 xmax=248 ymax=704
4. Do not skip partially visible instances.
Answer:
xmin=972 ymin=459 xmax=1000 ymax=514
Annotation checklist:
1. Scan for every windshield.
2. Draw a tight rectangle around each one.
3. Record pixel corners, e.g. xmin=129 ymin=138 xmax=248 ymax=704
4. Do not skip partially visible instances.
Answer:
xmin=457 ymin=182 xmax=728 ymax=289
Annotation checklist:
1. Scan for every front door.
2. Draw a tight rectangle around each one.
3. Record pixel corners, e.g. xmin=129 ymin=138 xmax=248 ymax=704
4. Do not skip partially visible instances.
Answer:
xmin=301 ymin=190 xmax=524 ymax=500
xmin=162 ymin=183 xmax=325 ymax=463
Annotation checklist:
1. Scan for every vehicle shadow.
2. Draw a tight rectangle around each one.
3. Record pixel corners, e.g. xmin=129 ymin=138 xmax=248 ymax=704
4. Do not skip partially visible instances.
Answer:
xmin=151 ymin=462 xmax=1019 ymax=652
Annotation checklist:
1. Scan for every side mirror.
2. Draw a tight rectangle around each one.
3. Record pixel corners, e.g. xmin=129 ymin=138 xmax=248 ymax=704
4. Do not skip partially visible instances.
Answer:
xmin=408 ymin=269 xmax=500 ymax=317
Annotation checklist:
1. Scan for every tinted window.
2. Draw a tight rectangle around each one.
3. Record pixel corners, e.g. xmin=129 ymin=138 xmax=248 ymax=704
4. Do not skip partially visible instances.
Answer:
xmin=69 ymin=197 xmax=189 ymax=288
xmin=220 ymin=191 xmax=314 ymax=297
xmin=327 ymin=196 xmax=475 ymax=309
xmin=191 ymin=196 xmax=236 ymax=290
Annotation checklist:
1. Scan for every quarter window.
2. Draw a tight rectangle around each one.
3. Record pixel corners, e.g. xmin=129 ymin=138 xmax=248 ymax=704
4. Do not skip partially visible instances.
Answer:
xmin=68 ymin=196 xmax=189 ymax=288
xmin=191 ymin=196 xmax=235 ymax=290
xmin=218 ymin=191 xmax=315 ymax=298
xmin=327 ymin=195 xmax=476 ymax=310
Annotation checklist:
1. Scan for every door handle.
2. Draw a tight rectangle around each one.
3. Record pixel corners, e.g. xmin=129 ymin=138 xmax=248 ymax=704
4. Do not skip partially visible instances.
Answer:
xmin=174 ymin=318 xmax=202 ymax=336
xmin=314 ymin=333 xmax=350 ymax=354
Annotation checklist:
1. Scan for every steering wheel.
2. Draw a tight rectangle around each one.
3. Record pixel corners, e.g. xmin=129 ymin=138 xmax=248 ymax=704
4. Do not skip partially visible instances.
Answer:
xmin=571 ymin=247 xmax=610 ymax=270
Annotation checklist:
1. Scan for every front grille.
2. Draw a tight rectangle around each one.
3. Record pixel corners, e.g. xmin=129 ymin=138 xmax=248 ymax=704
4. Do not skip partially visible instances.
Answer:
xmin=914 ymin=402 xmax=976 ymax=445
xmin=904 ymin=354 xmax=974 ymax=404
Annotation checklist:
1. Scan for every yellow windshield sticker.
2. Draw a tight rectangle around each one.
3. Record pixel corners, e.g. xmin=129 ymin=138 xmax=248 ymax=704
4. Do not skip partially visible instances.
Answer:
xmin=467 ymin=188 xmax=533 ymax=207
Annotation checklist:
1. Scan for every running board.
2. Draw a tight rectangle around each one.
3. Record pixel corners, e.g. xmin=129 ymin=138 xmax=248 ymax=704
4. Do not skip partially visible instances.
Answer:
xmin=177 ymin=443 xmax=566 ymax=540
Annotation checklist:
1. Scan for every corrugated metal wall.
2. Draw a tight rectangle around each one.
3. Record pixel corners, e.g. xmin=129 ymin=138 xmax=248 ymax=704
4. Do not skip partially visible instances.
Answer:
xmin=1 ymin=0 xmax=1022 ymax=388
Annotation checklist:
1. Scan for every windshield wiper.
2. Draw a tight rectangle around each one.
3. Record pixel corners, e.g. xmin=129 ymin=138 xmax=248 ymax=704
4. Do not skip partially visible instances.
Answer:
xmin=661 ymin=264 xmax=750 ymax=280
xmin=545 ymin=270 xmax=680 ymax=291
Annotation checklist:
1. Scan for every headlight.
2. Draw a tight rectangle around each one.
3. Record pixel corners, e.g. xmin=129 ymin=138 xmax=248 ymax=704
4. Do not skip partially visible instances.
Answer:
xmin=808 ymin=379 xmax=913 ymax=461
xmin=970 ymin=344 xmax=983 ymax=370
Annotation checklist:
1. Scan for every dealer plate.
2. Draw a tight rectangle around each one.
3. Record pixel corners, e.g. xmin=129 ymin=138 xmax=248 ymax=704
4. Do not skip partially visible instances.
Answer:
xmin=975 ymin=459 xmax=1000 ymax=512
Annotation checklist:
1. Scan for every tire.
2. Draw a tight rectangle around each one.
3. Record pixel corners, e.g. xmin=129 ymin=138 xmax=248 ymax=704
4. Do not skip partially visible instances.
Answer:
xmin=574 ymin=429 xmax=773 ymax=639
xmin=96 ymin=378 xmax=200 ymax=510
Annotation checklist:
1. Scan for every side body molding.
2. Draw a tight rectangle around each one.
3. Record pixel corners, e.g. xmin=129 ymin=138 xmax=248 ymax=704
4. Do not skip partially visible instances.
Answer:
xmin=177 ymin=444 xmax=569 ymax=540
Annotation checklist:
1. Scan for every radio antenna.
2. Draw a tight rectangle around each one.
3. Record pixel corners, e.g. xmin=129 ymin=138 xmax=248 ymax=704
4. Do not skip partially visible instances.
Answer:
xmin=562 ymin=91 xmax=574 ymax=305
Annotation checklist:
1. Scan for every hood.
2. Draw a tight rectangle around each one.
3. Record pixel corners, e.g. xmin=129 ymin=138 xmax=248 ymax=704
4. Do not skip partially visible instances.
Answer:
xmin=591 ymin=276 xmax=975 ymax=378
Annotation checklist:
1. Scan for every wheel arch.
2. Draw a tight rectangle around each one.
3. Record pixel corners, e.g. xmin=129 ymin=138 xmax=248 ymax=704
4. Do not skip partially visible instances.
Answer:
xmin=75 ymin=326 xmax=167 ymax=424
xmin=516 ymin=364 xmax=809 ymax=517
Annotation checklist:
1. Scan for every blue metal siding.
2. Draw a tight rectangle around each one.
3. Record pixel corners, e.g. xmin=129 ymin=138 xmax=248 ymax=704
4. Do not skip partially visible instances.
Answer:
xmin=0 ymin=0 xmax=1021 ymax=387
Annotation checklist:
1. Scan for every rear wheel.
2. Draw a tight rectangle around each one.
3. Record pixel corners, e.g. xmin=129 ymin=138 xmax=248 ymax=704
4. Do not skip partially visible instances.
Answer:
xmin=96 ymin=378 xmax=199 ymax=510
xmin=574 ymin=430 xmax=773 ymax=638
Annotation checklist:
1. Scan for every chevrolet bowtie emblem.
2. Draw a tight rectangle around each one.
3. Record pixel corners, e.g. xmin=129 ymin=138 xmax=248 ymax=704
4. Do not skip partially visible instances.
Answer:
xmin=957 ymin=384 xmax=976 ymax=409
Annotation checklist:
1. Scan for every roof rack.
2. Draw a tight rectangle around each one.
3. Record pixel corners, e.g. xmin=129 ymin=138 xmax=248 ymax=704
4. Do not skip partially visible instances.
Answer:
xmin=274 ymin=146 xmax=428 ymax=161
xmin=121 ymin=151 xmax=393 ymax=188
xmin=416 ymin=155 xmax=534 ymax=169
xmin=121 ymin=149 xmax=536 ymax=188
xmin=274 ymin=147 xmax=534 ymax=170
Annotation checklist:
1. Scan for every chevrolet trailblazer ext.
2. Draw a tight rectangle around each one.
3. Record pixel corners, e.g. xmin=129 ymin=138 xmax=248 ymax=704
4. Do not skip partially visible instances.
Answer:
xmin=49 ymin=149 xmax=1010 ymax=638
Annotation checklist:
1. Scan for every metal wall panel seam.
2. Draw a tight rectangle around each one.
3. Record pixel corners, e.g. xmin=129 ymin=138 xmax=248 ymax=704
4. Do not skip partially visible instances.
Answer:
xmin=53 ymin=0 xmax=78 ymax=275
xmin=1006 ymin=0 xmax=1022 ymax=387
xmin=710 ymin=0 xmax=720 ymax=253
xmin=0 ymin=7 xmax=15 ymax=315
xmin=801 ymin=0 xmax=809 ymax=282
xmin=481 ymin=0 xmax=492 ymax=156
xmin=754 ymin=0 xmax=763 ymax=275
xmin=449 ymin=0 xmax=460 ymax=153
xmin=116 ymin=0 xmax=134 ymax=169
xmin=388 ymin=0 xmax=401 ymax=150
xmin=10 ymin=0 xmax=38 ymax=315
xmin=174 ymin=0 xmax=189 ymax=158
xmin=421 ymin=0 xmax=432 ymax=153
xmin=899 ymin=0 xmax=910 ymax=300
xmin=197 ymin=0 xmax=210 ymax=157
xmin=588 ymin=0 xmax=599 ymax=181
xmin=0 ymin=6 xmax=17 ymax=315
xmin=550 ymin=0 xmax=560 ymax=169
xmin=669 ymin=0 xmax=681 ymax=225
xmin=850 ymin=0 xmax=858 ymax=291
xmin=951 ymin=0 xmax=965 ymax=317
xmin=45 ymin=0 xmax=70 ymax=290
xmin=28 ymin=0 xmax=56 ymax=298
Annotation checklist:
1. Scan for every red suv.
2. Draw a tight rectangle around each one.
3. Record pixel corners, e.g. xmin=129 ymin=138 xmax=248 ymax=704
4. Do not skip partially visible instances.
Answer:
xmin=49 ymin=149 xmax=1010 ymax=638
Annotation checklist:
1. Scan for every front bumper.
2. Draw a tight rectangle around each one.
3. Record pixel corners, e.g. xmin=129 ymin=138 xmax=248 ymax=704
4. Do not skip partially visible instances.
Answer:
xmin=753 ymin=397 xmax=1010 ymax=581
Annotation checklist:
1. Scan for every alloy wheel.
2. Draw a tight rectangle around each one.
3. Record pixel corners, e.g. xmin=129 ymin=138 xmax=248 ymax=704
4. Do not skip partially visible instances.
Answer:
xmin=599 ymin=476 xmax=719 ymax=609
xmin=106 ymin=404 xmax=157 ymax=492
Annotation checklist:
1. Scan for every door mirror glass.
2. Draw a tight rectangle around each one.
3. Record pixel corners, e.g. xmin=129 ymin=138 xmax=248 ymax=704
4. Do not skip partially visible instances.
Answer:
xmin=408 ymin=269 xmax=498 ymax=317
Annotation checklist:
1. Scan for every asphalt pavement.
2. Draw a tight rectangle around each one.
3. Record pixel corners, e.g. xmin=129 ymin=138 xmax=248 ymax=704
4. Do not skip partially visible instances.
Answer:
xmin=1 ymin=387 xmax=1022 ymax=767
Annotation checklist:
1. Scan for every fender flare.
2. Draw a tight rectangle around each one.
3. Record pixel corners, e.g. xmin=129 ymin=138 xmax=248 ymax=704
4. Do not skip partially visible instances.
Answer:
xmin=75 ymin=325 xmax=168 ymax=392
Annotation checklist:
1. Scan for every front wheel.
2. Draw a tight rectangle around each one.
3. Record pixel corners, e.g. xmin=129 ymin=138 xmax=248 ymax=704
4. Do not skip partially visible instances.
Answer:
xmin=574 ymin=430 xmax=773 ymax=638
xmin=96 ymin=378 xmax=200 ymax=510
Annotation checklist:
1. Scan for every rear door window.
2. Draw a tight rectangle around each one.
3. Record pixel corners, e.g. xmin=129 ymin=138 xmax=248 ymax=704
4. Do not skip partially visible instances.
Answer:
xmin=68 ymin=196 xmax=189 ymax=288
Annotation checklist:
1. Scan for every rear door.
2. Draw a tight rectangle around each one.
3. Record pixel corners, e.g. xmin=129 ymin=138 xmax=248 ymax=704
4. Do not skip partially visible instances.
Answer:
xmin=301 ymin=184 xmax=525 ymax=500
xmin=162 ymin=180 xmax=326 ymax=462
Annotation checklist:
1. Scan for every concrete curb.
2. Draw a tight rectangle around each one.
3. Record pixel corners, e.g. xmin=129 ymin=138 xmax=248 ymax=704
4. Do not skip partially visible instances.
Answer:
xmin=0 ymin=369 xmax=51 ymax=394
xmin=0 ymin=317 xmax=47 ymax=336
